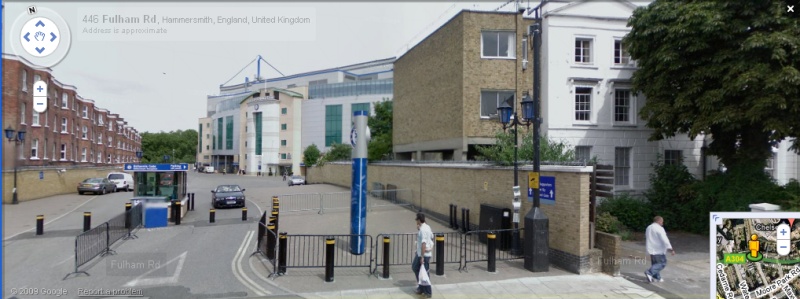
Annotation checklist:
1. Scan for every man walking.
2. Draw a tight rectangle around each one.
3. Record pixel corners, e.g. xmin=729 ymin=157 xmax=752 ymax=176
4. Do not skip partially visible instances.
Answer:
xmin=645 ymin=215 xmax=675 ymax=283
xmin=413 ymin=213 xmax=434 ymax=298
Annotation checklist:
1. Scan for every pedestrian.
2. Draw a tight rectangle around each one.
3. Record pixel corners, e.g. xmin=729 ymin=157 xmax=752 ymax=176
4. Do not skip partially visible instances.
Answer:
xmin=412 ymin=213 xmax=434 ymax=298
xmin=283 ymin=173 xmax=287 ymax=181
xmin=644 ymin=215 xmax=675 ymax=283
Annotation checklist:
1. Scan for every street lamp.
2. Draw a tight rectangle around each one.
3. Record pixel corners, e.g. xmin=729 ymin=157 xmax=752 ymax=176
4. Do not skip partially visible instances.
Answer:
xmin=496 ymin=93 xmax=535 ymax=256
xmin=5 ymin=126 xmax=27 ymax=205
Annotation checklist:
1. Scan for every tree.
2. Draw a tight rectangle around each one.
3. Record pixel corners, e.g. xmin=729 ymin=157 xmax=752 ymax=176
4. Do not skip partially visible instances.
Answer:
xmin=303 ymin=144 xmax=321 ymax=166
xmin=368 ymin=99 xmax=393 ymax=161
xmin=318 ymin=143 xmax=351 ymax=165
xmin=476 ymin=129 xmax=576 ymax=165
xmin=625 ymin=0 xmax=800 ymax=174
xmin=140 ymin=130 xmax=198 ymax=163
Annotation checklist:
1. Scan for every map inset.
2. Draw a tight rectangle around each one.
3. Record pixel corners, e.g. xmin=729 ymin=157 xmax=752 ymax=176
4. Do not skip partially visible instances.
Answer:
xmin=716 ymin=219 xmax=800 ymax=299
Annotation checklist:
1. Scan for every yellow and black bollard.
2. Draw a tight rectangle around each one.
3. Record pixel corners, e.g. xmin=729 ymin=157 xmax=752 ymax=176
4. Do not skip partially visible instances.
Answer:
xmin=266 ymin=222 xmax=276 ymax=260
xmin=209 ymin=209 xmax=216 ymax=223
xmin=325 ymin=237 xmax=335 ymax=282
xmin=382 ymin=236 xmax=391 ymax=279
xmin=278 ymin=232 xmax=287 ymax=275
xmin=36 ymin=215 xmax=44 ymax=235
xmin=435 ymin=234 xmax=445 ymax=276
xmin=242 ymin=207 xmax=248 ymax=221
xmin=125 ymin=203 xmax=132 ymax=229
xmin=487 ymin=232 xmax=497 ymax=273
xmin=83 ymin=212 xmax=91 ymax=232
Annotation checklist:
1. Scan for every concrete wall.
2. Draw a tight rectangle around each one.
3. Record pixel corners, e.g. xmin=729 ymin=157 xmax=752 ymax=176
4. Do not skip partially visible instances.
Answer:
xmin=307 ymin=162 xmax=597 ymax=273
xmin=2 ymin=166 xmax=121 ymax=203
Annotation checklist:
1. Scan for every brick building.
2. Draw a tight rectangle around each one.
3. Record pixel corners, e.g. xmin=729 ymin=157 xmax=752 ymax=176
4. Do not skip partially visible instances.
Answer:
xmin=2 ymin=54 xmax=142 ymax=171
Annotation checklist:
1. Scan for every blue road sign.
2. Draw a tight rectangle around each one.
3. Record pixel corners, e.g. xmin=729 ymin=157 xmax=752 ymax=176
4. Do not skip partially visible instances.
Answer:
xmin=124 ymin=163 xmax=189 ymax=172
xmin=528 ymin=176 xmax=555 ymax=204
xmin=39 ymin=171 xmax=44 ymax=180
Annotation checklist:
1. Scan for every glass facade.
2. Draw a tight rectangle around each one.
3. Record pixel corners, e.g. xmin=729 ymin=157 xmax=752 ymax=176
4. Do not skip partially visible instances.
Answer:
xmin=309 ymin=79 xmax=392 ymax=99
xmin=325 ymin=105 xmax=342 ymax=146
xmin=226 ymin=116 xmax=233 ymax=149
xmin=217 ymin=118 xmax=223 ymax=149
xmin=254 ymin=112 xmax=262 ymax=155
xmin=198 ymin=124 xmax=203 ymax=151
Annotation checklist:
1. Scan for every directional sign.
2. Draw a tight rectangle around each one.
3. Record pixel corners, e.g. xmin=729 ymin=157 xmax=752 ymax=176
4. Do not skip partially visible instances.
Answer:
xmin=528 ymin=172 xmax=540 ymax=189
xmin=124 ymin=163 xmax=189 ymax=172
xmin=528 ymin=176 xmax=555 ymax=204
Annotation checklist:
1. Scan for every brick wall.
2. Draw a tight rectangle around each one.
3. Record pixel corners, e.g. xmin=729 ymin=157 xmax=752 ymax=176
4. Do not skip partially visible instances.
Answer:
xmin=2 ymin=166 xmax=121 ymax=203
xmin=308 ymin=162 xmax=597 ymax=273
xmin=595 ymin=231 xmax=622 ymax=276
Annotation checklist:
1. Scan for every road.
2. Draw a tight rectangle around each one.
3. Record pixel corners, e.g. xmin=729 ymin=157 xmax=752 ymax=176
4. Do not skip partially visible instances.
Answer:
xmin=3 ymin=171 xmax=305 ymax=299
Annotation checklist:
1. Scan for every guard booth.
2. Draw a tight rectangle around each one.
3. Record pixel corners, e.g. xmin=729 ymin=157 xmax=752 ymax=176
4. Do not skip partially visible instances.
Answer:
xmin=125 ymin=163 xmax=190 ymax=227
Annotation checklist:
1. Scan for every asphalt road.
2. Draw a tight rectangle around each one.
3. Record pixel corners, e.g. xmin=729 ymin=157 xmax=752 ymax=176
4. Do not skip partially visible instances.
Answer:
xmin=3 ymin=171 xmax=306 ymax=299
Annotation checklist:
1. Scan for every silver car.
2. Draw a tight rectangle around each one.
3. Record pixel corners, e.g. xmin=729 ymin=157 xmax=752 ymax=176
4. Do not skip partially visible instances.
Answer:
xmin=77 ymin=178 xmax=116 ymax=195
xmin=288 ymin=175 xmax=305 ymax=186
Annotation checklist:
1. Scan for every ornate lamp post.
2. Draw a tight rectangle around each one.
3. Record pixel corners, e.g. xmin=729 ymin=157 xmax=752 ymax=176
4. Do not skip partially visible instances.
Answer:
xmin=5 ymin=126 xmax=27 ymax=205
xmin=496 ymin=93 xmax=535 ymax=256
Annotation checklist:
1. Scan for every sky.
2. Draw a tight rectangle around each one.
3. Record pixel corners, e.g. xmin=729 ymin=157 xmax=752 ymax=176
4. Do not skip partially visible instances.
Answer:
xmin=3 ymin=1 xmax=522 ymax=133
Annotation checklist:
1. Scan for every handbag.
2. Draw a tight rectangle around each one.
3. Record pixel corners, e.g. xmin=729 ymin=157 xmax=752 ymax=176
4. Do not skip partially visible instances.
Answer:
xmin=418 ymin=264 xmax=431 ymax=286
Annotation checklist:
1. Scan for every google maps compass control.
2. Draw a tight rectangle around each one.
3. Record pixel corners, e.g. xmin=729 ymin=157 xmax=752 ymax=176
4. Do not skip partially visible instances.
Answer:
xmin=20 ymin=17 xmax=61 ymax=57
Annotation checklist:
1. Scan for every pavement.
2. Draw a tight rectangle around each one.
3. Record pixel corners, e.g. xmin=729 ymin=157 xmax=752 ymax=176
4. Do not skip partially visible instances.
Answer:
xmin=1 ymin=172 xmax=709 ymax=298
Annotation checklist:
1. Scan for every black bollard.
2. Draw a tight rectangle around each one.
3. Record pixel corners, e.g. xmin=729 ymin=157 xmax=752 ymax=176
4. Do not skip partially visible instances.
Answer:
xmin=382 ymin=236 xmax=391 ymax=279
xmin=465 ymin=208 xmax=471 ymax=232
xmin=189 ymin=193 xmax=195 ymax=211
xmin=487 ymin=232 xmax=497 ymax=273
xmin=125 ymin=203 xmax=132 ymax=230
xmin=242 ymin=207 xmax=248 ymax=221
xmin=453 ymin=204 xmax=458 ymax=230
xmin=461 ymin=208 xmax=467 ymax=233
xmin=266 ymin=222 xmax=276 ymax=260
xmin=435 ymin=234 xmax=445 ymax=276
xmin=449 ymin=204 xmax=454 ymax=228
xmin=209 ymin=209 xmax=216 ymax=223
xmin=36 ymin=215 xmax=44 ymax=235
xmin=278 ymin=232 xmax=288 ymax=275
xmin=175 ymin=202 xmax=182 ymax=225
xmin=325 ymin=237 xmax=335 ymax=282
xmin=83 ymin=212 xmax=91 ymax=232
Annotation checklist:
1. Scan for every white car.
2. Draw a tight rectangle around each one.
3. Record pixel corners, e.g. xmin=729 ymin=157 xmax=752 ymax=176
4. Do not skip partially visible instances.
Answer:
xmin=107 ymin=172 xmax=134 ymax=192
xmin=205 ymin=166 xmax=215 ymax=173
xmin=288 ymin=175 xmax=306 ymax=186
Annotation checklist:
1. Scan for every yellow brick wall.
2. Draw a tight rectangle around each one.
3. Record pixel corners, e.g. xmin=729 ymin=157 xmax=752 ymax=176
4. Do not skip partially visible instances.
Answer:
xmin=2 ymin=167 xmax=121 ymax=203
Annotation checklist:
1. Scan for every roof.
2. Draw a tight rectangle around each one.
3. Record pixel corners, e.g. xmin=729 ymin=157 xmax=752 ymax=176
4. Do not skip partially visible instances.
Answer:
xmin=220 ymin=57 xmax=396 ymax=90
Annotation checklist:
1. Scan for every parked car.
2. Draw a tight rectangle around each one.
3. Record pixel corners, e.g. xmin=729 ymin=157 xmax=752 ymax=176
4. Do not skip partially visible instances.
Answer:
xmin=78 ymin=178 xmax=116 ymax=195
xmin=107 ymin=172 xmax=134 ymax=192
xmin=211 ymin=184 xmax=246 ymax=208
xmin=288 ymin=175 xmax=306 ymax=186
xmin=205 ymin=166 xmax=215 ymax=173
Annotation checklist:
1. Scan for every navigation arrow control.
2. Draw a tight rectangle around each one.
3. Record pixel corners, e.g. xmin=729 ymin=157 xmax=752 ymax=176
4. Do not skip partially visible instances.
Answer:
xmin=50 ymin=32 xmax=57 ymax=42
xmin=24 ymin=32 xmax=30 ymax=42
xmin=35 ymin=20 xmax=45 ymax=27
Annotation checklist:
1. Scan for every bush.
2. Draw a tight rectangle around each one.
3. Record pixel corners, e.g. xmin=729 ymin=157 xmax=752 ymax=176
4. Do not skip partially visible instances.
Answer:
xmin=597 ymin=194 xmax=653 ymax=232
xmin=644 ymin=160 xmax=698 ymax=232
xmin=595 ymin=212 xmax=622 ymax=234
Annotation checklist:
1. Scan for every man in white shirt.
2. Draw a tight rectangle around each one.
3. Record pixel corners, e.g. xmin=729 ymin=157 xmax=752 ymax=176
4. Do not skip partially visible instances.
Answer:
xmin=644 ymin=215 xmax=675 ymax=283
xmin=413 ymin=213 xmax=434 ymax=298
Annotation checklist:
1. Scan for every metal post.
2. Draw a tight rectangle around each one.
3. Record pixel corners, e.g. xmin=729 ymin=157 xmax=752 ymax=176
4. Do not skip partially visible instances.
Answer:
xmin=278 ymin=232 xmax=287 ymax=275
xmin=465 ymin=208 xmax=471 ymax=232
xmin=83 ymin=212 xmax=91 ymax=232
xmin=461 ymin=208 xmax=467 ymax=233
xmin=12 ymin=164 xmax=18 ymax=205
xmin=175 ymin=202 xmax=181 ymax=225
xmin=453 ymin=204 xmax=458 ymax=230
xmin=487 ymin=232 xmax=497 ymax=273
xmin=242 ymin=207 xmax=248 ymax=221
xmin=125 ymin=203 xmax=132 ymax=229
xmin=325 ymin=237 xmax=335 ymax=282
xmin=36 ymin=215 xmax=44 ymax=235
xmin=382 ymin=236 xmax=390 ymax=279
xmin=209 ymin=209 xmax=216 ymax=223
xmin=435 ymin=234 xmax=444 ymax=276
xmin=266 ymin=222 xmax=276 ymax=260
xmin=449 ymin=204 xmax=454 ymax=228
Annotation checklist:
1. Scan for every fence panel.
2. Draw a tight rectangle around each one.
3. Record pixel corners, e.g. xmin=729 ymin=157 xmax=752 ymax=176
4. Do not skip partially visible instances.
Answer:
xmin=107 ymin=212 xmax=128 ymax=245
xmin=375 ymin=232 xmax=461 ymax=269
xmin=75 ymin=223 xmax=109 ymax=270
xmin=277 ymin=193 xmax=321 ymax=213
xmin=462 ymin=229 xmax=524 ymax=266
xmin=320 ymin=192 xmax=351 ymax=213
xmin=369 ymin=189 xmax=413 ymax=209
xmin=284 ymin=234 xmax=373 ymax=269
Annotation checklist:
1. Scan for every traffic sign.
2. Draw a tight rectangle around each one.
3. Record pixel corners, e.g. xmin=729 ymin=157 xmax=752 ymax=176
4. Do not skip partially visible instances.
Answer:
xmin=124 ymin=163 xmax=189 ymax=171
xmin=528 ymin=172 xmax=540 ymax=189
xmin=528 ymin=176 xmax=556 ymax=204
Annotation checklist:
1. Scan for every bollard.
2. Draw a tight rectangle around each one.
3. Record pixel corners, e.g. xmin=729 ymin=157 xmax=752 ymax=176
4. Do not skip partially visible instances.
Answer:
xmin=382 ymin=236 xmax=391 ymax=279
xmin=242 ymin=207 xmax=248 ymax=221
xmin=209 ymin=209 xmax=216 ymax=223
xmin=175 ymin=202 xmax=182 ymax=225
xmin=125 ymin=203 xmax=132 ymax=229
xmin=449 ymin=204 xmax=454 ymax=228
xmin=272 ymin=196 xmax=279 ymax=205
xmin=189 ymin=193 xmax=195 ymax=211
xmin=435 ymin=234 xmax=445 ymax=276
xmin=325 ymin=237 xmax=335 ymax=282
xmin=266 ymin=222 xmax=276 ymax=260
xmin=83 ymin=212 xmax=91 ymax=232
xmin=465 ymin=208 xmax=471 ymax=232
xmin=461 ymin=208 xmax=467 ymax=233
xmin=36 ymin=215 xmax=44 ymax=235
xmin=487 ymin=232 xmax=497 ymax=273
xmin=271 ymin=210 xmax=279 ymax=227
xmin=278 ymin=232 xmax=288 ymax=274
xmin=453 ymin=204 xmax=458 ymax=230
xmin=273 ymin=203 xmax=279 ymax=213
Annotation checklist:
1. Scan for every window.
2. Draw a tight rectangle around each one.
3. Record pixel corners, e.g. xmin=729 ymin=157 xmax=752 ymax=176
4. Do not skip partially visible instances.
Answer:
xmin=766 ymin=153 xmax=777 ymax=178
xmin=281 ymin=107 xmax=287 ymax=115
xmin=82 ymin=126 xmax=88 ymax=139
xmin=575 ymin=38 xmax=593 ymax=63
xmin=44 ymin=138 xmax=48 ymax=159
xmin=575 ymin=87 xmax=592 ymax=121
xmin=107 ymin=154 xmax=112 ymax=163
xmin=614 ymin=147 xmax=631 ymax=186
xmin=82 ymin=106 xmax=88 ymax=118
xmin=73 ymin=145 xmax=77 ymax=161
xmin=97 ymin=153 xmax=102 ymax=163
xmin=217 ymin=118 xmax=223 ymax=150
xmin=98 ymin=133 xmax=103 ymax=144
xmin=22 ymin=69 xmax=28 ymax=91
xmin=254 ymin=112 xmax=262 ymax=155
xmin=34 ymin=74 xmax=41 ymax=84
xmin=62 ymin=93 xmax=69 ymax=108
xmin=225 ymin=116 xmax=233 ymax=150
xmin=44 ymin=111 xmax=48 ymax=127
xmin=287 ymin=84 xmax=297 ymax=88
xmin=281 ymin=140 xmax=287 ymax=146
xmin=52 ymin=143 xmax=56 ymax=160
xmin=21 ymin=103 xmax=26 ymax=124
xmin=481 ymin=31 xmax=515 ymax=58
xmin=352 ymin=103 xmax=370 ymax=116
xmin=53 ymin=118 xmax=57 ymax=132
xmin=32 ymin=112 xmax=40 ymax=126
xmin=281 ymin=153 xmax=287 ymax=160
xmin=664 ymin=150 xmax=683 ymax=166
xmin=575 ymin=146 xmax=592 ymax=163
xmin=53 ymin=91 xmax=58 ymax=107
xmin=81 ymin=148 xmax=87 ymax=162
xmin=60 ymin=144 xmax=66 ymax=160
xmin=480 ymin=90 xmax=514 ymax=118
xmin=309 ymin=79 xmax=328 ymax=86
xmin=281 ymin=123 xmax=287 ymax=131
xmin=614 ymin=89 xmax=632 ymax=123
xmin=614 ymin=40 xmax=631 ymax=65
xmin=325 ymin=105 xmax=343 ymax=146
xmin=31 ymin=139 xmax=39 ymax=159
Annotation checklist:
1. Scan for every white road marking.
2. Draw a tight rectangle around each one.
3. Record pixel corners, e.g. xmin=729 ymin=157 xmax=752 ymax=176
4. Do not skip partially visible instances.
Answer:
xmin=247 ymin=198 xmax=263 ymax=219
xmin=232 ymin=230 xmax=270 ymax=296
xmin=55 ymin=255 xmax=74 ymax=266
xmin=123 ymin=251 xmax=187 ymax=287
xmin=4 ymin=195 xmax=99 ymax=240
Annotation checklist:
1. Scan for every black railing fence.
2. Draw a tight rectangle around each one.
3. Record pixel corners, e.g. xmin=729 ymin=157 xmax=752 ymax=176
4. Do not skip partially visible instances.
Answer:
xmin=461 ymin=228 xmax=524 ymax=272
xmin=282 ymin=234 xmax=373 ymax=269
xmin=374 ymin=232 xmax=462 ymax=269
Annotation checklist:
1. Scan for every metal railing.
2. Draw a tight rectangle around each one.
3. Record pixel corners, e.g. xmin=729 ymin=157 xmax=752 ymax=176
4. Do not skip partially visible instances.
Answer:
xmin=277 ymin=189 xmax=413 ymax=214
xmin=461 ymin=228 xmax=524 ymax=272
xmin=282 ymin=234 xmax=373 ymax=269
xmin=374 ymin=232 xmax=462 ymax=272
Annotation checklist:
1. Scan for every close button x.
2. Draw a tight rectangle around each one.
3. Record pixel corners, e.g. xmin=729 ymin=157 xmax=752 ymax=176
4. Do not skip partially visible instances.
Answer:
xmin=789 ymin=5 xmax=795 ymax=12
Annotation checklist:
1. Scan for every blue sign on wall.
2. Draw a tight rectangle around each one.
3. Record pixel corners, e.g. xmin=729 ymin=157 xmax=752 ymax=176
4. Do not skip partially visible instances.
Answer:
xmin=39 ymin=171 xmax=44 ymax=180
xmin=528 ymin=176 xmax=555 ymax=204
xmin=124 ymin=163 xmax=189 ymax=171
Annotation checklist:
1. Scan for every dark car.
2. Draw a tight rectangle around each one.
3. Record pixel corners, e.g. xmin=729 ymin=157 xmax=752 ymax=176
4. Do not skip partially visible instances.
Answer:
xmin=77 ymin=178 xmax=116 ymax=195
xmin=211 ymin=185 xmax=246 ymax=208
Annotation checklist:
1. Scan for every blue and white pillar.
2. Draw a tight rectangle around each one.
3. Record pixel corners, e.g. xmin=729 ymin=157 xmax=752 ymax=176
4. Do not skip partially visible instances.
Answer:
xmin=350 ymin=111 xmax=369 ymax=254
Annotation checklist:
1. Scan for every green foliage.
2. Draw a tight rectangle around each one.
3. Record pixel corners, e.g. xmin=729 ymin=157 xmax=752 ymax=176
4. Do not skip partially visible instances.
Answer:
xmin=303 ymin=144 xmax=321 ymax=167
xmin=643 ymin=159 xmax=699 ymax=232
xmin=476 ymin=130 xmax=576 ymax=165
xmin=782 ymin=180 xmax=800 ymax=211
xmin=318 ymin=143 xmax=351 ymax=165
xmin=368 ymin=99 xmax=393 ymax=161
xmin=140 ymin=130 xmax=198 ymax=163
xmin=595 ymin=212 xmax=624 ymax=234
xmin=597 ymin=194 xmax=653 ymax=232
xmin=625 ymin=1 xmax=800 ymax=173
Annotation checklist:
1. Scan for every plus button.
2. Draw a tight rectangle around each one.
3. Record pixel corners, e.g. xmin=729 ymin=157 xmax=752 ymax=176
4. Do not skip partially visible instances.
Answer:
xmin=36 ymin=85 xmax=43 ymax=92
xmin=781 ymin=229 xmax=787 ymax=236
